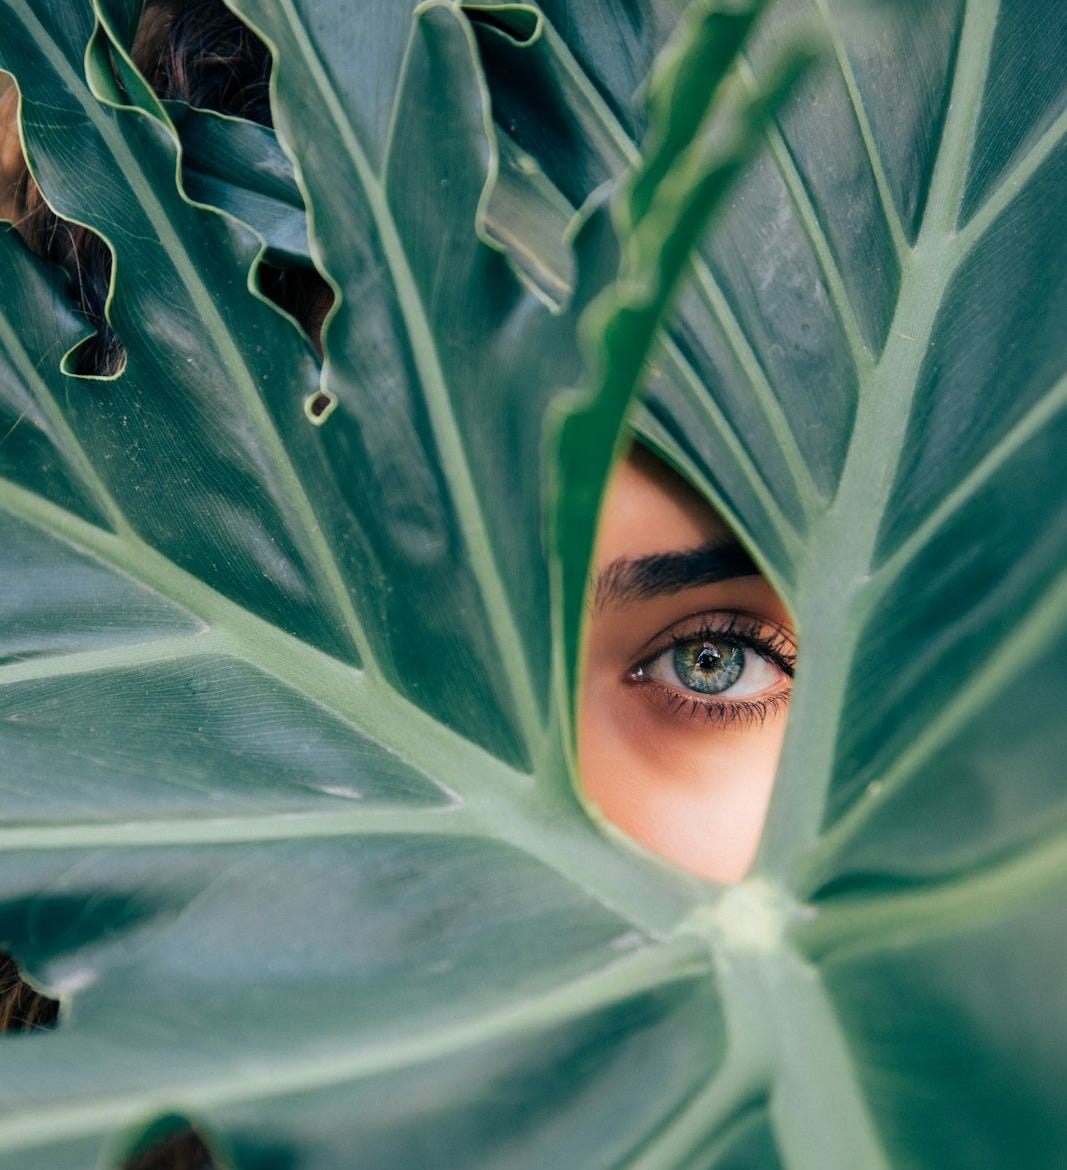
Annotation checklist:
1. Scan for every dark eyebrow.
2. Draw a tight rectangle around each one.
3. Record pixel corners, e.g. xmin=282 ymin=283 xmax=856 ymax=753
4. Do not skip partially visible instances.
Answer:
xmin=593 ymin=540 xmax=759 ymax=610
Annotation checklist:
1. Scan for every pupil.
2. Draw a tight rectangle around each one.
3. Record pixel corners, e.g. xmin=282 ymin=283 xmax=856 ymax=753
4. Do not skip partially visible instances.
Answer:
xmin=674 ymin=640 xmax=744 ymax=694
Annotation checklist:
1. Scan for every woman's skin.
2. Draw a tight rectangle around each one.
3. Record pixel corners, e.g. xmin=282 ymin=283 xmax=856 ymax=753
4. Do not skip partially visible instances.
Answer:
xmin=579 ymin=445 xmax=795 ymax=882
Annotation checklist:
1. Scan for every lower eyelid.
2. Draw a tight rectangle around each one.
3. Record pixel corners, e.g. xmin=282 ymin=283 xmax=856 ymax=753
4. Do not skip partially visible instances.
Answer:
xmin=629 ymin=674 xmax=792 ymax=728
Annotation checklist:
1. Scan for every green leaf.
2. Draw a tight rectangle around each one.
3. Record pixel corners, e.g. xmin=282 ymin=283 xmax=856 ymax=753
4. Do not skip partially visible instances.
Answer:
xmin=165 ymin=101 xmax=314 ymax=267
xmin=0 ymin=0 xmax=1064 ymax=1168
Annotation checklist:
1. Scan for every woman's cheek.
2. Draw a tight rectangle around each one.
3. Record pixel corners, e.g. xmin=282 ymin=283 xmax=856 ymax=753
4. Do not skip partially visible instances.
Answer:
xmin=578 ymin=679 xmax=789 ymax=880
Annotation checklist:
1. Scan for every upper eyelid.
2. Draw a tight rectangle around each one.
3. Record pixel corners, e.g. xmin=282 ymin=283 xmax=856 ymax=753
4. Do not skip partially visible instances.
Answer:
xmin=631 ymin=609 xmax=797 ymax=665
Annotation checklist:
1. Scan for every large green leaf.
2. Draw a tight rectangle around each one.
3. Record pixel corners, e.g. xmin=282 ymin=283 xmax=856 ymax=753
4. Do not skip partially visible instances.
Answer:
xmin=0 ymin=1 xmax=1065 ymax=1169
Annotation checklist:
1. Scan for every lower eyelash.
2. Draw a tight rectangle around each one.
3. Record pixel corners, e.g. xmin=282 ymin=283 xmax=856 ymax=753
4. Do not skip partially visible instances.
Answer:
xmin=645 ymin=680 xmax=792 ymax=729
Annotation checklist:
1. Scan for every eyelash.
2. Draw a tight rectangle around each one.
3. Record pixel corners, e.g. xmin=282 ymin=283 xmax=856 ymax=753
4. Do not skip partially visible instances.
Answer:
xmin=626 ymin=612 xmax=797 ymax=729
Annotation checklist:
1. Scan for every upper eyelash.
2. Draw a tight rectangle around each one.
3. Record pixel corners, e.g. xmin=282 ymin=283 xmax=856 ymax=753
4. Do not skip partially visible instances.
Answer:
xmin=636 ymin=611 xmax=797 ymax=677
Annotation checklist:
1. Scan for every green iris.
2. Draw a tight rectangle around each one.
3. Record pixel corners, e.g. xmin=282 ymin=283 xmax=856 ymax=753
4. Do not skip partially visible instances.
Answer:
xmin=673 ymin=640 xmax=744 ymax=694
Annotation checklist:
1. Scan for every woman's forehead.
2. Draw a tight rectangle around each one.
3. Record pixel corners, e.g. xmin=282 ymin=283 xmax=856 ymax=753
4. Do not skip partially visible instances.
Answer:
xmin=594 ymin=445 xmax=733 ymax=568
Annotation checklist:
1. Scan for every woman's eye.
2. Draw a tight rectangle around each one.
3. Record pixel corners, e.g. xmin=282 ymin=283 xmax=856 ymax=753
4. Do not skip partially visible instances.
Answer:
xmin=668 ymin=641 xmax=746 ymax=694
xmin=632 ymin=628 xmax=789 ymax=702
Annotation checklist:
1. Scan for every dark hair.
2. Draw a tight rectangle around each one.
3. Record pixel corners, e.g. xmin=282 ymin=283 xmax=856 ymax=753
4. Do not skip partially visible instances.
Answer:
xmin=0 ymin=951 xmax=59 ymax=1031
